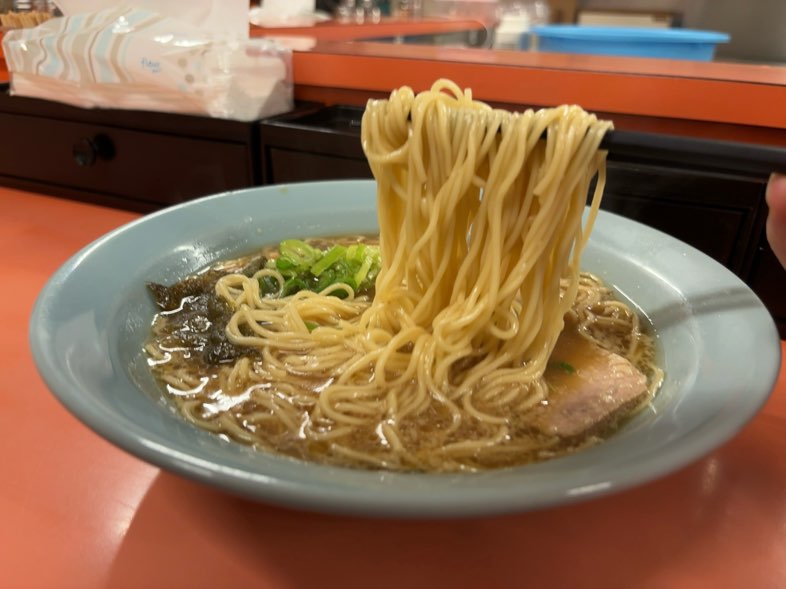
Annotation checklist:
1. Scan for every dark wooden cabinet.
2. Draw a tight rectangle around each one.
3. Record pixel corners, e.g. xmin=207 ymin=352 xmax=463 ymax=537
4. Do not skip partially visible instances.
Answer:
xmin=260 ymin=106 xmax=372 ymax=184
xmin=0 ymin=85 xmax=259 ymax=212
xmin=267 ymin=147 xmax=373 ymax=183
xmin=600 ymin=163 xmax=766 ymax=275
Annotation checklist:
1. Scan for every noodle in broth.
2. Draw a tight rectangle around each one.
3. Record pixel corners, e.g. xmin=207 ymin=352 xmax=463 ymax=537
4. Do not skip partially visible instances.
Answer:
xmin=145 ymin=80 xmax=662 ymax=472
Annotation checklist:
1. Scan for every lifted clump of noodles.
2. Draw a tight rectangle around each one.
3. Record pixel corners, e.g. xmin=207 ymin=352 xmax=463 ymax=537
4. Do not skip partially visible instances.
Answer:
xmin=146 ymin=80 xmax=661 ymax=472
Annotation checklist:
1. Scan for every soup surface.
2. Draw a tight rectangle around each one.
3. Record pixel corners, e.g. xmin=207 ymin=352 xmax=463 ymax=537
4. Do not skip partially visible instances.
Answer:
xmin=145 ymin=236 xmax=662 ymax=472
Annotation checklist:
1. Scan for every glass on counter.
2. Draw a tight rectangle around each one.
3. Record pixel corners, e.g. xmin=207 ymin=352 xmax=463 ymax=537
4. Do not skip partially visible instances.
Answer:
xmin=1 ymin=0 xmax=56 ymax=28
xmin=494 ymin=0 xmax=550 ymax=50
xmin=336 ymin=0 xmax=383 ymax=23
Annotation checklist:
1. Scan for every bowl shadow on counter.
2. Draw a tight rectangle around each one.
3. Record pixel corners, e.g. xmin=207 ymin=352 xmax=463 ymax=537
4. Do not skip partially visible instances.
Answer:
xmin=104 ymin=413 xmax=786 ymax=589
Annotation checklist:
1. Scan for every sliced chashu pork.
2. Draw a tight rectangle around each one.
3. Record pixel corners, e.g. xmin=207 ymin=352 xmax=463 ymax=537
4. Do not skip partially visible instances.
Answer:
xmin=530 ymin=330 xmax=649 ymax=439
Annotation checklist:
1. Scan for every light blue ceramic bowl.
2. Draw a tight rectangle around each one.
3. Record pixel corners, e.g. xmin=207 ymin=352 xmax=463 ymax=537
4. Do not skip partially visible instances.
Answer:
xmin=29 ymin=180 xmax=781 ymax=517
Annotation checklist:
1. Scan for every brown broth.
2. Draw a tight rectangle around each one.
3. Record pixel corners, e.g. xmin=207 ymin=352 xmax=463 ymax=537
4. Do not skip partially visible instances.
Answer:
xmin=146 ymin=237 xmax=661 ymax=472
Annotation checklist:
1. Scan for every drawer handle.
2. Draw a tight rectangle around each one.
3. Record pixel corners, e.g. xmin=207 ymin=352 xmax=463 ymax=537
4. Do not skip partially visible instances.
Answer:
xmin=73 ymin=135 xmax=115 ymax=167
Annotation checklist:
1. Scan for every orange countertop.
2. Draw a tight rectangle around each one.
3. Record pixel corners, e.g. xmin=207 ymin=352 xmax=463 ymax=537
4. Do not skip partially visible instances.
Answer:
xmin=287 ymin=41 xmax=786 ymax=133
xmin=3 ymin=184 xmax=786 ymax=589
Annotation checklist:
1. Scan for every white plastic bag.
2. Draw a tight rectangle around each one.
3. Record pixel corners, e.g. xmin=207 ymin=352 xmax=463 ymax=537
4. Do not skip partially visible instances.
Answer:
xmin=2 ymin=4 xmax=293 ymax=121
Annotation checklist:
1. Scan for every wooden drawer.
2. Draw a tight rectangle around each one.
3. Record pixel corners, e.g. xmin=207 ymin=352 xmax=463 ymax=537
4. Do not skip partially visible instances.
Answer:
xmin=260 ymin=105 xmax=370 ymax=185
xmin=268 ymin=147 xmax=372 ymax=183
xmin=0 ymin=112 xmax=253 ymax=207
xmin=0 ymin=85 xmax=265 ymax=210
xmin=601 ymin=163 xmax=765 ymax=274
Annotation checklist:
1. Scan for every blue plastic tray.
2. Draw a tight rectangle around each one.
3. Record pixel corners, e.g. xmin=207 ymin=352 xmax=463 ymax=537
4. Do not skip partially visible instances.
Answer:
xmin=530 ymin=26 xmax=730 ymax=61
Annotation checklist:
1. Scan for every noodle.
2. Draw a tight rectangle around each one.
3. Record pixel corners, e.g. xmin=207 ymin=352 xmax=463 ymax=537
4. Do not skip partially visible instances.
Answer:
xmin=146 ymin=80 xmax=660 ymax=472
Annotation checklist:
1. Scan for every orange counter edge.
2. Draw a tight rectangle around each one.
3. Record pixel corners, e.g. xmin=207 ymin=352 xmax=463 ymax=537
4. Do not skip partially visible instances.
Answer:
xmin=290 ymin=51 xmax=786 ymax=131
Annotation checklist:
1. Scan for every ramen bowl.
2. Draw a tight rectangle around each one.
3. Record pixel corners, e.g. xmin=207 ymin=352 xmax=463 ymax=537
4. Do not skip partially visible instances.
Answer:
xmin=29 ymin=180 xmax=781 ymax=517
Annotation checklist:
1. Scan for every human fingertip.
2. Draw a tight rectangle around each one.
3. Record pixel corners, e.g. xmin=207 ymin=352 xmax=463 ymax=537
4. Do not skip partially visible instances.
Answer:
xmin=766 ymin=172 xmax=786 ymax=206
